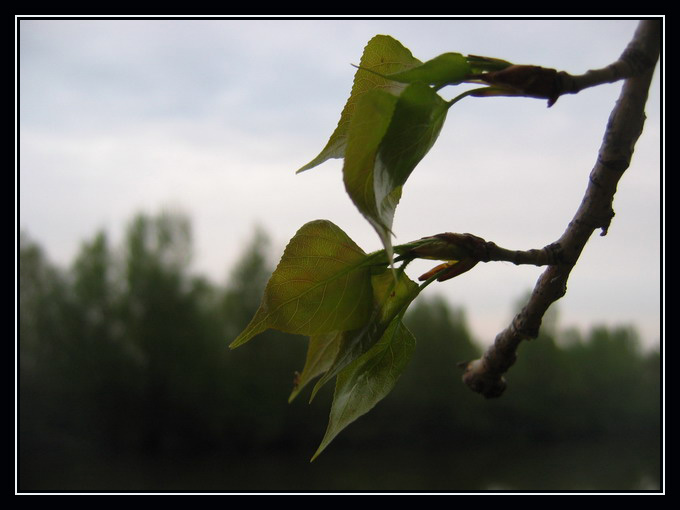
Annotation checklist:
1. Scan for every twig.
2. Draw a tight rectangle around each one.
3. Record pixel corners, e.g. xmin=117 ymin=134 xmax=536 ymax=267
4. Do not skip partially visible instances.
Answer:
xmin=469 ymin=19 xmax=661 ymax=107
xmin=393 ymin=232 xmax=563 ymax=283
xmin=462 ymin=19 xmax=661 ymax=398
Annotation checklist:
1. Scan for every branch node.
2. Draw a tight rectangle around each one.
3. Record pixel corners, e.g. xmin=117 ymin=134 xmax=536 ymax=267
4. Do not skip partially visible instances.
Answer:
xmin=513 ymin=309 xmax=540 ymax=339
xmin=556 ymin=70 xmax=577 ymax=94
xmin=546 ymin=242 xmax=564 ymax=265
xmin=620 ymin=45 xmax=658 ymax=75
xmin=588 ymin=172 xmax=604 ymax=189
xmin=599 ymin=209 xmax=616 ymax=236
xmin=574 ymin=209 xmax=615 ymax=236
xmin=461 ymin=359 xmax=508 ymax=399
xmin=598 ymin=156 xmax=630 ymax=173
xmin=480 ymin=240 xmax=496 ymax=262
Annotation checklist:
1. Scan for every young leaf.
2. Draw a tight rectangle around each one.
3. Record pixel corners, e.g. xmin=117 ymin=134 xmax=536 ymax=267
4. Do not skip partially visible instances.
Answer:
xmin=288 ymin=330 xmax=342 ymax=403
xmin=308 ymin=320 xmax=382 ymax=402
xmin=341 ymin=89 xmax=400 ymax=257
xmin=377 ymin=82 xmax=450 ymax=196
xmin=343 ymin=82 xmax=450 ymax=260
xmin=370 ymin=265 xmax=420 ymax=323
xmin=229 ymin=220 xmax=374 ymax=349
xmin=366 ymin=52 xmax=472 ymax=89
xmin=311 ymin=317 xmax=416 ymax=461
xmin=297 ymin=35 xmax=421 ymax=173
xmin=309 ymin=267 xmax=418 ymax=401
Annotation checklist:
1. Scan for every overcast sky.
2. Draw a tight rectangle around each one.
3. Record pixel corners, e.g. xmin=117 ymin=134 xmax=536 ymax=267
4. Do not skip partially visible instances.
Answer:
xmin=18 ymin=17 xmax=662 ymax=348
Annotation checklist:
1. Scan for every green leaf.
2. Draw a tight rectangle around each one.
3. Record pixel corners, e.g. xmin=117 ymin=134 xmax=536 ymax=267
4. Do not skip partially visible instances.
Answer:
xmin=309 ymin=267 xmax=418 ymax=401
xmin=370 ymin=265 xmax=420 ymax=323
xmin=308 ymin=322 xmax=380 ymax=402
xmin=311 ymin=317 xmax=416 ymax=461
xmin=378 ymin=82 xmax=450 ymax=193
xmin=341 ymin=89 xmax=400 ymax=257
xmin=343 ymin=82 xmax=450 ymax=260
xmin=229 ymin=220 xmax=374 ymax=349
xmin=372 ymin=52 xmax=472 ymax=89
xmin=297 ymin=35 xmax=421 ymax=173
xmin=288 ymin=330 xmax=342 ymax=403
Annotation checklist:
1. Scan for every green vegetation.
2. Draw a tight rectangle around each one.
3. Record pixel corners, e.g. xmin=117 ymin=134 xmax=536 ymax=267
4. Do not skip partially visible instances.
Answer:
xmin=297 ymin=35 xmax=514 ymax=261
xmin=229 ymin=32 xmax=659 ymax=457
xmin=18 ymin=211 xmax=660 ymax=490
xmin=232 ymin=31 xmax=508 ymax=447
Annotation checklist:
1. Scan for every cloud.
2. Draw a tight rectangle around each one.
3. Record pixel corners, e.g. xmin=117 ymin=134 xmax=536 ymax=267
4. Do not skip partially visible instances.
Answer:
xmin=18 ymin=18 xmax=661 ymax=347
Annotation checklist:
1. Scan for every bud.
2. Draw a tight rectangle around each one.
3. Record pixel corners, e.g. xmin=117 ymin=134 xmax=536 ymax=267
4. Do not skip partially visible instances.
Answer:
xmin=418 ymin=257 xmax=478 ymax=282
xmin=466 ymin=54 xmax=514 ymax=73
xmin=396 ymin=232 xmax=486 ymax=262
xmin=471 ymin=65 xmax=562 ymax=106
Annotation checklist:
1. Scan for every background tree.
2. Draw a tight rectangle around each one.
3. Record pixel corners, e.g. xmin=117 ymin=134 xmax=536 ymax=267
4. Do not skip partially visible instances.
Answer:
xmin=18 ymin=211 xmax=660 ymax=490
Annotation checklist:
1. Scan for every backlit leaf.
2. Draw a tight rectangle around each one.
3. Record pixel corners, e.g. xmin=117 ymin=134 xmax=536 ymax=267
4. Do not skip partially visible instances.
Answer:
xmin=377 ymin=52 xmax=471 ymax=89
xmin=297 ymin=35 xmax=421 ymax=173
xmin=229 ymin=220 xmax=374 ymax=349
xmin=343 ymin=82 xmax=450 ymax=260
xmin=311 ymin=317 xmax=416 ymax=461
xmin=288 ymin=330 xmax=342 ymax=403
xmin=309 ymin=267 xmax=418 ymax=401
xmin=377 ymin=82 xmax=450 ymax=198
xmin=370 ymin=265 xmax=420 ymax=323
xmin=342 ymin=89 xmax=400 ymax=258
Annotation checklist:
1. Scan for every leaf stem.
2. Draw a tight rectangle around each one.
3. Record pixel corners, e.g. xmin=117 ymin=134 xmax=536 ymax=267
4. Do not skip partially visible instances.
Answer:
xmin=416 ymin=266 xmax=451 ymax=292
xmin=446 ymin=87 xmax=495 ymax=108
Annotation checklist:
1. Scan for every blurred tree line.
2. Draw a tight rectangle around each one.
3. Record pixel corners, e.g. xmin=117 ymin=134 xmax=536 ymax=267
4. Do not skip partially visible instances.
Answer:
xmin=18 ymin=211 xmax=661 ymax=490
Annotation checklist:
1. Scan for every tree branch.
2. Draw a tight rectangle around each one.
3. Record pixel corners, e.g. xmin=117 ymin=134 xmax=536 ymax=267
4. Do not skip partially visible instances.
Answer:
xmin=394 ymin=232 xmax=563 ymax=284
xmin=461 ymin=19 xmax=661 ymax=398
xmin=559 ymin=20 xmax=661 ymax=99
xmin=469 ymin=19 xmax=661 ymax=106
xmin=480 ymin=240 xmax=563 ymax=267
xmin=396 ymin=232 xmax=563 ymax=267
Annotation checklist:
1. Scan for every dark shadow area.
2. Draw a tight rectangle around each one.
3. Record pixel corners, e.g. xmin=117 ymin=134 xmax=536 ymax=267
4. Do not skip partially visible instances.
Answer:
xmin=18 ymin=212 xmax=662 ymax=492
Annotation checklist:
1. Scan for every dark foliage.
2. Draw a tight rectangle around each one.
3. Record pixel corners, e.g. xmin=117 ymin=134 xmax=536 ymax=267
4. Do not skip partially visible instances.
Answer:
xmin=17 ymin=212 xmax=660 ymax=491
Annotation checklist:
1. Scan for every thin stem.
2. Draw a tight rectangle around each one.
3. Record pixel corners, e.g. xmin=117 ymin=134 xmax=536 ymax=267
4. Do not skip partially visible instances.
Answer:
xmin=446 ymin=87 xmax=495 ymax=108
xmin=417 ymin=265 xmax=453 ymax=291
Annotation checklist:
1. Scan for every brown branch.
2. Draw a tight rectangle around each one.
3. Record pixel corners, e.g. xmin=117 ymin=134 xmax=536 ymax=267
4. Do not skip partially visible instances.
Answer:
xmin=395 ymin=232 xmax=563 ymax=283
xmin=469 ymin=19 xmax=660 ymax=106
xmin=480 ymin=240 xmax=563 ymax=267
xmin=413 ymin=239 xmax=562 ymax=283
xmin=462 ymin=19 xmax=661 ymax=399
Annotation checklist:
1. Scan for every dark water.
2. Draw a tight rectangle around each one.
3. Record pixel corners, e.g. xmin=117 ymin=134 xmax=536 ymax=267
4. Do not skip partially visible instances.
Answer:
xmin=21 ymin=438 xmax=660 ymax=492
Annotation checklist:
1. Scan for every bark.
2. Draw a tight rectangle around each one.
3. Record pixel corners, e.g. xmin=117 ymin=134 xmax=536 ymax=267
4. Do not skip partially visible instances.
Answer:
xmin=462 ymin=19 xmax=661 ymax=398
